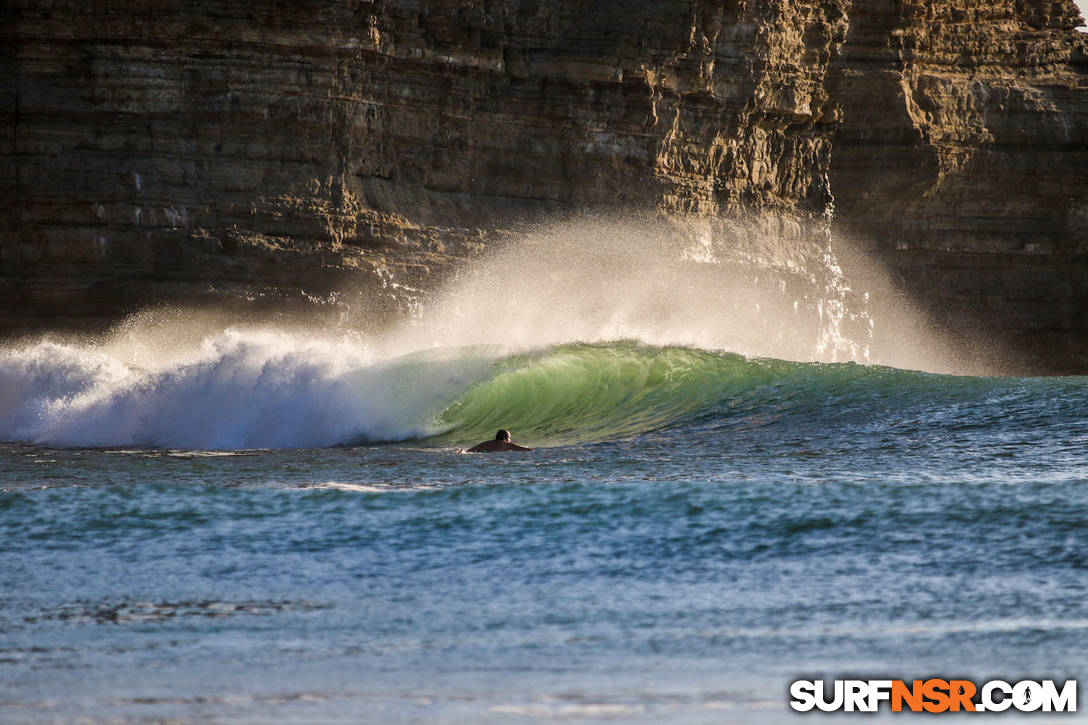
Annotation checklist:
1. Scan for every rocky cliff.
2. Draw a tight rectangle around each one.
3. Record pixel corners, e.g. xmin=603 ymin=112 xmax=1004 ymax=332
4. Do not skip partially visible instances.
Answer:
xmin=1 ymin=0 xmax=848 ymax=328
xmin=2 ymin=1 xmax=1086 ymax=371
xmin=828 ymin=0 xmax=1088 ymax=372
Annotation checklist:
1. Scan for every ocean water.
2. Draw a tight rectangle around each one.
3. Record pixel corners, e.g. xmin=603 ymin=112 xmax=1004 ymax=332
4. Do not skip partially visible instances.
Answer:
xmin=2 ymin=332 xmax=1087 ymax=723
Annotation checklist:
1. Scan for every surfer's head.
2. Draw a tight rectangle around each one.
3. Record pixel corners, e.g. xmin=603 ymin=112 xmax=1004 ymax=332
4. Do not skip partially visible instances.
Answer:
xmin=495 ymin=429 xmax=511 ymax=442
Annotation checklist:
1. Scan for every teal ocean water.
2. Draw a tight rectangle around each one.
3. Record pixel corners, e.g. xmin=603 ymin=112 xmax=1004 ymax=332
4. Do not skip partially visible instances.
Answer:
xmin=2 ymin=333 xmax=1087 ymax=722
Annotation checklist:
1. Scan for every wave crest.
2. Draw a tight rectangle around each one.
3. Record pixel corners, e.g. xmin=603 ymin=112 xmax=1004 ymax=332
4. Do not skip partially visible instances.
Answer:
xmin=2 ymin=332 xmax=961 ymax=450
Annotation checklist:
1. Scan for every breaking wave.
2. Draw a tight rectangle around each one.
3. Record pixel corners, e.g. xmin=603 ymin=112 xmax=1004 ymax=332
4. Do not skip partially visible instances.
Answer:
xmin=0 ymin=330 xmax=987 ymax=450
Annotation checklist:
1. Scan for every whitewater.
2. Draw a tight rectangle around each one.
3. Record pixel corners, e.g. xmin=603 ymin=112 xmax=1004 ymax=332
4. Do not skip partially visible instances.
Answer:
xmin=2 ymin=219 xmax=1087 ymax=723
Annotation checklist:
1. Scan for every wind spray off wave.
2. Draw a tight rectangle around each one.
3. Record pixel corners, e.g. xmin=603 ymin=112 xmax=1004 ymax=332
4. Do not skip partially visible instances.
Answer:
xmin=0 ymin=216 xmax=953 ymax=450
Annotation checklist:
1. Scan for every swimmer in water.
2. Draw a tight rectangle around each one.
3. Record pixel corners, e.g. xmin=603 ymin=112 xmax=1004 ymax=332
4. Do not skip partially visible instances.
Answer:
xmin=467 ymin=429 xmax=533 ymax=453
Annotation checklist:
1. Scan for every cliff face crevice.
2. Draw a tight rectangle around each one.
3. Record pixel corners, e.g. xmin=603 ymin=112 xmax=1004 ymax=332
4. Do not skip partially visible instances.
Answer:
xmin=2 ymin=1 xmax=1086 ymax=371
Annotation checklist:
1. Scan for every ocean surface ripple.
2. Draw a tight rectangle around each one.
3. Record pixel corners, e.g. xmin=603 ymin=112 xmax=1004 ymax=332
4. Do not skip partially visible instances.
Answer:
xmin=2 ymin=332 xmax=1086 ymax=722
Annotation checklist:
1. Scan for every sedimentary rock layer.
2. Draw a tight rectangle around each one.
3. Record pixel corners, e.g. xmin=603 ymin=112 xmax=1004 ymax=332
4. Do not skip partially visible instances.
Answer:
xmin=1 ymin=0 xmax=846 ymax=331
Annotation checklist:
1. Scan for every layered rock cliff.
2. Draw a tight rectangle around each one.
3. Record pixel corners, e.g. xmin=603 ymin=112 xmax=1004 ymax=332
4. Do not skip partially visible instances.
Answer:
xmin=2 ymin=1 xmax=1086 ymax=371
xmin=1 ymin=0 xmax=848 ymax=329
xmin=828 ymin=0 xmax=1088 ymax=372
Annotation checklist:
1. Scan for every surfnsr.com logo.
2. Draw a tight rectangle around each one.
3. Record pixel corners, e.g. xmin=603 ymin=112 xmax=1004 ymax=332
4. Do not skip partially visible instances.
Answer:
xmin=789 ymin=679 xmax=1077 ymax=713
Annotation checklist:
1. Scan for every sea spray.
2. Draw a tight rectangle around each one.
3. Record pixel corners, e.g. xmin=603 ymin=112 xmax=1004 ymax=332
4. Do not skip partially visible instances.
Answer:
xmin=0 ymin=214 xmax=888 ymax=449
xmin=386 ymin=215 xmax=873 ymax=363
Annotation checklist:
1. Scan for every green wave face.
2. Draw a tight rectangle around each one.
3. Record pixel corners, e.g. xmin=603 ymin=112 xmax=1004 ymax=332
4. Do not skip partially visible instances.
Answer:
xmin=435 ymin=342 xmax=783 ymax=446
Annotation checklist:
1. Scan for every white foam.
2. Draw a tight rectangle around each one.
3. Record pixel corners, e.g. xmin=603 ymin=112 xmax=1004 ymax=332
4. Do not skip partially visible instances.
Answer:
xmin=0 ymin=329 xmax=496 ymax=449
xmin=489 ymin=702 xmax=645 ymax=718
xmin=309 ymin=481 xmax=440 ymax=493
